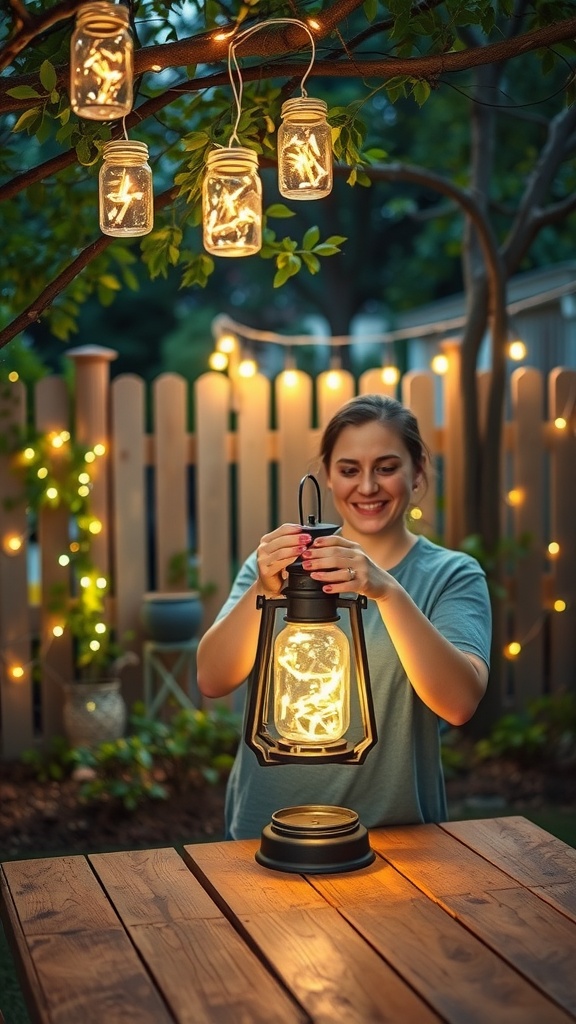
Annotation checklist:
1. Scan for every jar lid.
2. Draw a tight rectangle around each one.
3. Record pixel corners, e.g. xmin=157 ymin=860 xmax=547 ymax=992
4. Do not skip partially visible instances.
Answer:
xmin=281 ymin=97 xmax=328 ymax=119
xmin=205 ymin=146 xmax=259 ymax=173
xmin=102 ymin=140 xmax=149 ymax=159
xmin=76 ymin=2 xmax=131 ymax=29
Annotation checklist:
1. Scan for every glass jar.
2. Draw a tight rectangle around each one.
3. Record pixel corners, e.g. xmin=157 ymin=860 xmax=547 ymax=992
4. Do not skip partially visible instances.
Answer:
xmin=273 ymin=621 xmax=350 ymax=745
xmin=70 ymin=2 xmax=133 ymax=120
xmin=99 ymin=140 xmax=153 ymax=237
xmin=203 ymin=147 xmax=262 ymax=257
xmin=278 ymin=97 xmax=333 ymax=200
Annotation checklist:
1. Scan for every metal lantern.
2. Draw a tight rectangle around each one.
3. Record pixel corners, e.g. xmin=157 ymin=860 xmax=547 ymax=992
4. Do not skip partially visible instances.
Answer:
xmin=202 ymin=148 xmax=262 ymax=257
xmin=245 ymin=475 xmax=377 ymax=874
xmin=277 ymin=97 xmax=333 ymax=200
xmin=99 ymin=140 xmax=153 ymax=237
xmin=70 ymin=2 xmax=133 ymax=121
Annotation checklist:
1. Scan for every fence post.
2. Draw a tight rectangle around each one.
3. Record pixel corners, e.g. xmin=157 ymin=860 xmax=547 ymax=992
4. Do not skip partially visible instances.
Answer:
xmin=441 ymin=339 xmax=465 ymax=548
xmin=66 ymin=346 xmax=118 ymax=578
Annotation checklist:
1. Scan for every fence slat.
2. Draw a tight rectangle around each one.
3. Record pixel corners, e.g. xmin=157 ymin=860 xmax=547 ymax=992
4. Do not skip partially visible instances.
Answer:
xmin=35 ymin=376 xmax=73 ymax=738
xmin=275 ymin=372 xmax=314 ymax=524
xmin=153 ymin=374 xmax=189 ymax=591
xmin=548 ymin=368 xmax=576 ymax=692
xmin=111 ymin=374 xmax=148 ymax=709
xmin=237 ymin=374 xmax=270 ymax=564
xmin=0 ymin=381 xmax=34 ymax=758
xmin=510 ymin=368 xmax=545 ymax=706
xmin=195 ymin=372 xmax=232 ymax=627
xmin=402 ymin=371 xmax=437 ymax=537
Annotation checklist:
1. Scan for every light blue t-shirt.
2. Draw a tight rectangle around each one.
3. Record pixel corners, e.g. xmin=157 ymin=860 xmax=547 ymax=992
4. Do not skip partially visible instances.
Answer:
xmin=216 ymin=535 xmax=491 ymax=839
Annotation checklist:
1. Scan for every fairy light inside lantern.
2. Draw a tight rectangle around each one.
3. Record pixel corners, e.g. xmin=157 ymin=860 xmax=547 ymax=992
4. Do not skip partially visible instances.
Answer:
xmin=278 ymin=97 xmax=332 ymax=199
xmin=203 ymin=148 xmax=262 ymax=256
xmin=245 ymin=475 xmax=377 ymax=874
xmin=99 ymin=140 xmax=153 ymax=237
xmin=70 ymin=1 xmax=133 ymax=121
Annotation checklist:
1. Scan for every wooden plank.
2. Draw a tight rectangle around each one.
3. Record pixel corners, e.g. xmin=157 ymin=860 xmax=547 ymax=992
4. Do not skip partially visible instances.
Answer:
xmin=315 ymin=369 xmax=354 ymax=527
xmin=311 ymin=854 xmax=571 ymax=1024
xmin=153 ymin=373 xmax=189 ymax=591
xmin=1 ymin=856 xmax=173 ymax=1024
xmin=445 ymin=885 xmax=576 ymax=1016
xmin=369 ymin=822 xmax=514 ymax=897
xmin=195 ymin=372 xmax=231 ymax=627
xmin=0 ymin=379 xmax=34 ymax=758
xmin=440 ymin=340 xmax=465 ymax=547
xmin=510 ymin=367 xmax=545 ymax=706
xmin=276 ymin=371 xmax=314 ymax=524
xmin=439 ymin=817 xmax=576 ymax=888
xmin=548 ymin=368 xmax=576 ymax=692
xmin=236 ymin=373 xmax=270 ymax=562
xmin=402 ymin=371 xmax=437 ymax=537
xmin=184 ymin=843 xmax=442 ymax=1024
xmin=36 ymin=375 xmax=73 ymax=739
xmin=111 ymin=374 xmax=147 ymax=709
xmin=90 ymin=847 xmax=306 ymax=1024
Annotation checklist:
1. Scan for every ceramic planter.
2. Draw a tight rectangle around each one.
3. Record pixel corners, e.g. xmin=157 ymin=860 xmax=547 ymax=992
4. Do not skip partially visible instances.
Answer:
xmin=141 ymin=591 xmax=204 ymax=644
xmin=62 ymin=679 xmax=126 ymax=747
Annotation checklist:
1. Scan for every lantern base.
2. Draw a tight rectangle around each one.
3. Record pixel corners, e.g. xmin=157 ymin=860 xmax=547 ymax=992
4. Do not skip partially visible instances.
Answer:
xmin=255 ymin=804 xmax=374 ymax=874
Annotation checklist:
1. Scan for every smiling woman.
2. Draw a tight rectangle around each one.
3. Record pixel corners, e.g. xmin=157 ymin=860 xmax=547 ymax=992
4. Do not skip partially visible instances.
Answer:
xmin=197 ymin=394 xmax=492 ymax=841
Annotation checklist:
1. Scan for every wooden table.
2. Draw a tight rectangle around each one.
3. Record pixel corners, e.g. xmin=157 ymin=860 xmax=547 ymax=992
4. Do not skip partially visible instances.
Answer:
xmin=2 ymin=815 xmax=576 ymax=1024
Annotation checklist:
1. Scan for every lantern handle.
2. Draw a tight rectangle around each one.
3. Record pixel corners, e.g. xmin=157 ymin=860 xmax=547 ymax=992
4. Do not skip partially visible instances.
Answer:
xmin=298 ymin=474 xmax=322 ymax=526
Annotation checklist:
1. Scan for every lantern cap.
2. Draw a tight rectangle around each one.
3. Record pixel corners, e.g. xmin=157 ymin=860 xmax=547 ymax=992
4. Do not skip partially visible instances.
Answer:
xmin=205 ymin=146 xmax=259 ymax=172
xmin=281 ymin=97 xmax=328 ymax=119
xmin=102 ymin=139 xmax=149 ymax=159
xmin=76 ymin=2 xmax=130 ymax=29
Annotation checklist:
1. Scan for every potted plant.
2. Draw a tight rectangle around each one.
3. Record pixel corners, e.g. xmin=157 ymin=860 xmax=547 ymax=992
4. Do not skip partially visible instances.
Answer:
xmin=141 ymin=551 xmax=216 ymax=644
xmin=50 ymin=570 xmax=137 ymax=747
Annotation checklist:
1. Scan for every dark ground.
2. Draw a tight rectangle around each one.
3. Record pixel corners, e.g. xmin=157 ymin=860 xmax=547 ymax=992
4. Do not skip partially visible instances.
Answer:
xmin=1 ymin=753 xmax=575 ymax=862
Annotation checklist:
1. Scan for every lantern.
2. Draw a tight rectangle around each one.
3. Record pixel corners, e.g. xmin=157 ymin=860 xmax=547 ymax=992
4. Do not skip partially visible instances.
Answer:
xmin=99 ymin=140 xmax=153 ymax=237
xmin=246 ymin=475 xmax=377 ymax=873
xmin=202 ymin=148 xmax=262 ymax=257
xmin=277 ymin=97 xmax=333 ymax=200
xmin=70 ymin=2 xmax=133 ymax=121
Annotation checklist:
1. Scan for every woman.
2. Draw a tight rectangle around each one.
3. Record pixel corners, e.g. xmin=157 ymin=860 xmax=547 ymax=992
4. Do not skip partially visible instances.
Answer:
xmin=197 ymin=394 xmax=491 ymax=839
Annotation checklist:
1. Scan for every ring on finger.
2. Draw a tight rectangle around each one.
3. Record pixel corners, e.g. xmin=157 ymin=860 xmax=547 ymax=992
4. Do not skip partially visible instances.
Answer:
xmin=347 ymin=566 xmax=356 ymax=581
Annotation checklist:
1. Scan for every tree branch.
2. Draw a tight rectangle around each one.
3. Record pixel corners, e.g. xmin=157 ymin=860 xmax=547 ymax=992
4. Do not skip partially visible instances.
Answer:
xmin=0 ymin=186 xmax=177 ymax=350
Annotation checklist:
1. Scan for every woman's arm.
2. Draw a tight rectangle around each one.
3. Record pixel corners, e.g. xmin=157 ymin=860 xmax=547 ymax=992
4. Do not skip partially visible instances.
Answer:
xmin=302 ymin=535 xmax=489 ymax=726
xmin=196 ymin=524 xmax=311 ymax=698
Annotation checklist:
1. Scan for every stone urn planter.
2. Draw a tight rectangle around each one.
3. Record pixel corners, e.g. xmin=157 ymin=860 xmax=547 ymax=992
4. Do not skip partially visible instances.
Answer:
xmin=62 ymin=678 xmax=127 ymax=747
xmin=141 ymin=591 xmax=204 ymax=644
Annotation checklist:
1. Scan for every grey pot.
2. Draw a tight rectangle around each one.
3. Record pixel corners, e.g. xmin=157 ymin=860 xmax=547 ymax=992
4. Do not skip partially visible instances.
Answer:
xmin=141 ymin=591 xmax=204 ymax=643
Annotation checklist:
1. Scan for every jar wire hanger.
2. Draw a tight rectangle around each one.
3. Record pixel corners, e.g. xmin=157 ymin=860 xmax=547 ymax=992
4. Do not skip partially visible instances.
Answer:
xmin=227 ymin=18 xmax=316 ymax=147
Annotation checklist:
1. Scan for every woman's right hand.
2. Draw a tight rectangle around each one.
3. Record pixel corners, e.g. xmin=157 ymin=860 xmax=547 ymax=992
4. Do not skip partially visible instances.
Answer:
xmin=256 ymin=524 xmax=311 ymax=597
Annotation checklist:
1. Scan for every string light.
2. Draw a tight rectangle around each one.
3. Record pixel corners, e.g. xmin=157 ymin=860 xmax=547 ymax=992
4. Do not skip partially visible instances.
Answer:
xmin=506 ymin=487 xmax=524 ymax=507
xmin=10 ymin=665 xmax=25 ymax=679
xmin=59 ymin=554 xmax=70 ymax=566
xmin=554 ymin=417 xmax=567 ymax=430
xmin=409 ymin=507 xmax=423 ymax=521
xmin=70 ymin=2 xmax=133 ymax=121
xmin=547 ymin=541 xmax=560 ymax=557
xmin=238 ymin=357 xmax=257 ymax=378
xmin=431 ymin=353 xmax=449 ymax=375
xmin=8 ymin=371 xmax=19 ymax=382
xmin=505 ymin=641 xmax=522 ymax=659
xmin=52 ymin=625 xmax=65 ymax=637
xmin=553 ymin=599 xmax=567 ymax=613
xmin=3 ymin=534 xmax=23 ymax=555
xmin=209 ymin=351 xmax=229 ymax=371
xmin=507 ymin=339 xmax=527 ymax=361
xmin=381 ymin=365 xmax=400 ymax=386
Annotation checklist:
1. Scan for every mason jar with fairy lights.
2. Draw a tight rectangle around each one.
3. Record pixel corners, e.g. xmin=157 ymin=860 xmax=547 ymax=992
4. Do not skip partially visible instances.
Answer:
xmin=202 ymin=148 xmax=262 ymax=257
xmin=70 ymin=1 xmax=133 ymax=120
xmin=277 ymin=97 xmax=333 ymax=200
xmin=99 ymin=140 xmax=153 ymax=237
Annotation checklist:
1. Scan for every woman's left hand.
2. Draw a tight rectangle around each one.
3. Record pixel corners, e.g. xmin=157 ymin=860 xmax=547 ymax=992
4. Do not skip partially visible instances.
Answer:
xmin=301 ymin=536 xmax=392 ymax=601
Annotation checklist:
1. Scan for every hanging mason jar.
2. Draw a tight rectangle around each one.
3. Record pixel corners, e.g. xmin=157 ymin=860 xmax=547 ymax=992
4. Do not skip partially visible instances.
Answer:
xmin=278 ymin=97 xmax=333 ymax=200
xmin=203 ymin=148 xmax=262 ymax=257
xmin=70 ymin=2 xmax=133 ymax=120
xmin=99 ymin=141 xmax=154 ymax=237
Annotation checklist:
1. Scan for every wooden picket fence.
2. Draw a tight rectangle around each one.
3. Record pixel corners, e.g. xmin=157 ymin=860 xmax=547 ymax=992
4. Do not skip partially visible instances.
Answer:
xmin=0 ymin=345 xmax=574 ymax=759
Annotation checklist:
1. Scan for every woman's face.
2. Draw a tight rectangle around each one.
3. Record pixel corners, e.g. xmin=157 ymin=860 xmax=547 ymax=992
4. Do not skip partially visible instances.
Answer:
xmin=326 ymin=419 xmax=421 ymax=537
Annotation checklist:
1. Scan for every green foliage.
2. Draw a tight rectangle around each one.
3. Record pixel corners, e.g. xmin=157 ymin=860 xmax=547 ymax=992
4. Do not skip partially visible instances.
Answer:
xmin=166 ymin=549 xmax=217 ymax=597
xmin=475 ymin=693 xmax=576 ymax=766
xmin=71 ymin=703 xmax=241 ymax=811
xmin=261 ymin=204 xmax=346 ymax=286
xmin=21 ymin=735 xmax=74 ymax=782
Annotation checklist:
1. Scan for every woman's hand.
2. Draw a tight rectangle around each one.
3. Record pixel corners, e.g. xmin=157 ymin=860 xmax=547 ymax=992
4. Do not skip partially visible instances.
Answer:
xmin=256 ymin=524 xmax=311 ymax=597
xmin=301 ymin=535 xmax=394 ymax=601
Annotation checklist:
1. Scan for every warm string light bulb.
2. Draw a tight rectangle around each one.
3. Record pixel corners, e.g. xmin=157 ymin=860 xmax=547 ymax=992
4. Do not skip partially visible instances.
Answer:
xmin=70 ymin=1 xmax=134 ymax=120
xmin=431 ymin=353 xmax=449 ymax=375
xmin=381 ymin=365 xmax=400 ymax=386
xmin=507 ymin=339 xmax=527 ymax=361
xmin=203 ymin=148 xmax=262 ymax=256
xmin=278 ymin=97 xmax=332 ymax=200
xmin=99 ymin=140 xmax=154 ymax=237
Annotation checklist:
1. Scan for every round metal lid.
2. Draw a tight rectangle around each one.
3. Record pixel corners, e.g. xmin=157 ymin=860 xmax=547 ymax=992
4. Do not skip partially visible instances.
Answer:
xmin=256 ymin=804 xmax=375 ymax=875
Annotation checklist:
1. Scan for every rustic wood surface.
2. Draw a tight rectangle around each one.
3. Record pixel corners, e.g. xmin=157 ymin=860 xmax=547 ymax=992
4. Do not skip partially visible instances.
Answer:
xmin=2 ymin=817 xmax=576 ymax=1024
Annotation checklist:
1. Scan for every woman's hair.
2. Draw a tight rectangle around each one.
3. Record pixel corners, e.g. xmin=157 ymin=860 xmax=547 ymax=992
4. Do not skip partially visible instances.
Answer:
xmin=320 ymin=393 xmax=430 ymax=485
